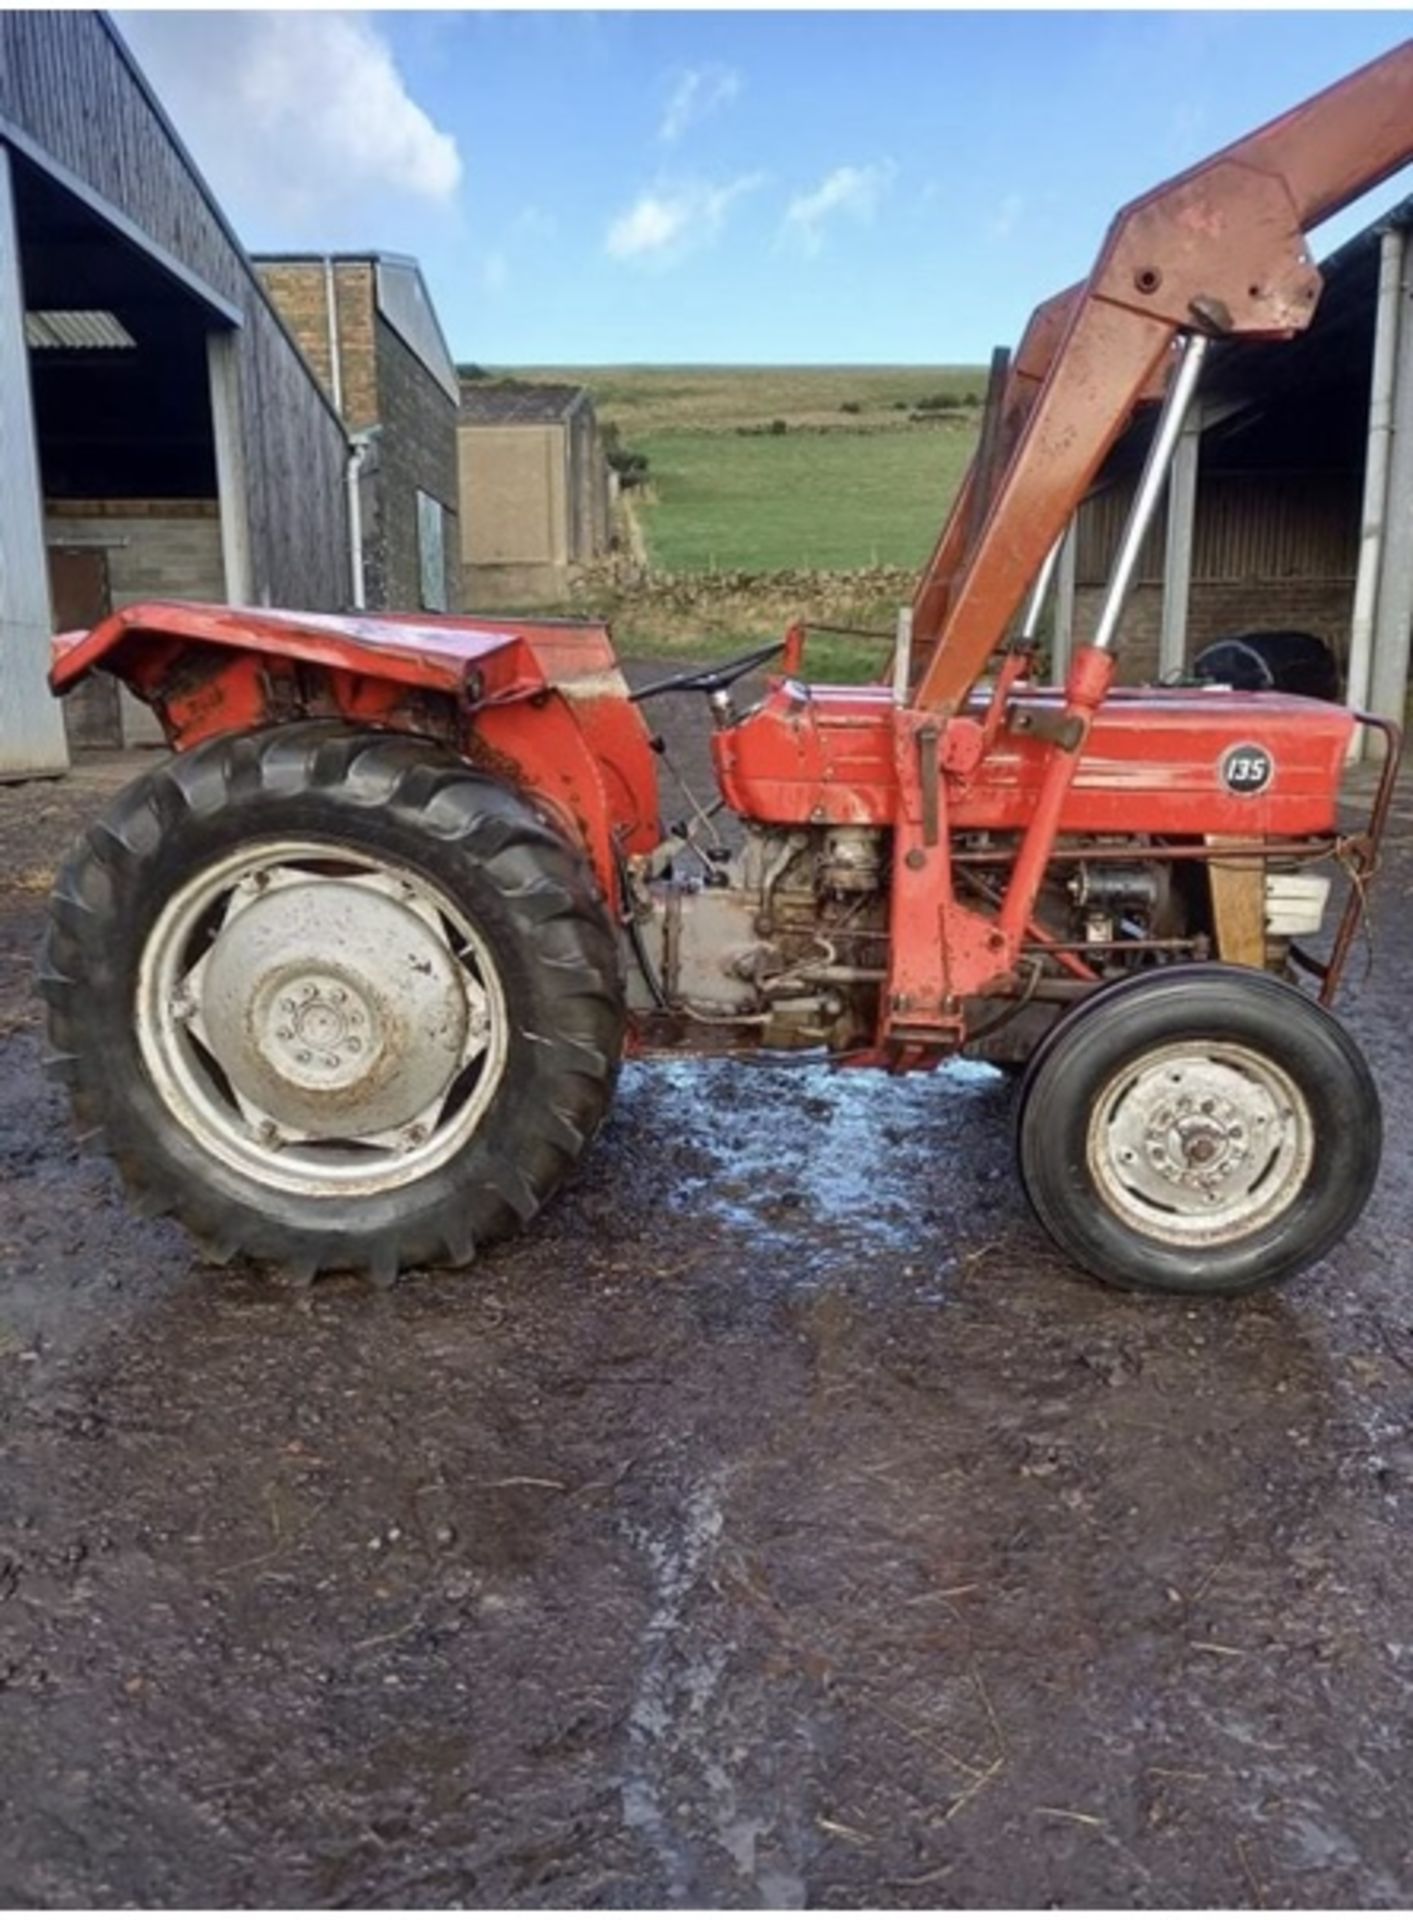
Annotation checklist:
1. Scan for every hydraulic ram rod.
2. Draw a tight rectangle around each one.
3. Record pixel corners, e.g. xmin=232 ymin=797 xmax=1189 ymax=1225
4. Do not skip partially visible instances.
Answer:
xmin=1092 ymin=334 xmax=1209 ymax=652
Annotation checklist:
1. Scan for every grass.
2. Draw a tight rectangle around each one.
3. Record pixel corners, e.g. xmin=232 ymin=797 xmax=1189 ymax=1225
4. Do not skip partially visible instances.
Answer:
xmin=633 ymin=423 xmax=975 ymax=574
xmin=504 ymin=363 xmax=986 ymax=435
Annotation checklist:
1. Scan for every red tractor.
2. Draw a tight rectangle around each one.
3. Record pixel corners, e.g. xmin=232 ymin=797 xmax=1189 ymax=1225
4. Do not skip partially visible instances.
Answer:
xmin=42 ymin=46 xmax=1411 ymax=1294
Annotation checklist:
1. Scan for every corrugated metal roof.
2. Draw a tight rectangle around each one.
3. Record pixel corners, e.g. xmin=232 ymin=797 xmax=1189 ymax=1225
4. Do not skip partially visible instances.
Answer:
xmin=25 ymin=309 xmax=135 ymax=350
xmin=459 ymin=380 xmax=585 ymax=426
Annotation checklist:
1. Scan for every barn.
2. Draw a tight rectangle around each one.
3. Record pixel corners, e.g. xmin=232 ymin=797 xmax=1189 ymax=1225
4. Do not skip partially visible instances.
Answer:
xmin=457 ymin=381 xmax=612 ymax=610
xmin=0 ymin=12 xmax=353 ymax=774
xmin=1058 ymin=195 xmax=1413 ymax=746
xmin=253 ymin=252 xmax=462 ymax=616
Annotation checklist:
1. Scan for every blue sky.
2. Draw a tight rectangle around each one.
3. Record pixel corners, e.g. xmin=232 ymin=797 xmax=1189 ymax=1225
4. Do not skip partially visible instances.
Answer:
xmin=120 ymin=10 xmax=1413 ymax=366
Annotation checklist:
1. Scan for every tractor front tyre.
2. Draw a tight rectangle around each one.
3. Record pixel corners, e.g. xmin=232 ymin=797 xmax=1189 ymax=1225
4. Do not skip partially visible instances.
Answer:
xmin=41 ymin=724 xmax=625 ymax=1285
xmin=1016 ymin=965 xmax=1380 ymax=1296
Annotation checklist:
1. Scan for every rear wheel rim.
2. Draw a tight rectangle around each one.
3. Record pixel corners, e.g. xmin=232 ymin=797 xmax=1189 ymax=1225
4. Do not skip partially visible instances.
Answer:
xmin=1085 ymin=1039 xmax=1314 ymax=1248
xmin=137 ymin=838 xmax=508 ymax=1198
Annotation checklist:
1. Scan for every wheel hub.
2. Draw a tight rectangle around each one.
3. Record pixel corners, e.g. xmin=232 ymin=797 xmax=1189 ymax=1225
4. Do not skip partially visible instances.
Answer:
xmin=139 ymin=837 xmax=508 ymax=1199
xmin=255 ymin=972 xmax=377 ymax=1087
xmin=194 ymin=875 xmax=470 ymax=1139
xmin=1137 ymin=1080 xmax=1257 ymax=1199
xmin=1090 ymin=1042 xmax=1312 ymax=1244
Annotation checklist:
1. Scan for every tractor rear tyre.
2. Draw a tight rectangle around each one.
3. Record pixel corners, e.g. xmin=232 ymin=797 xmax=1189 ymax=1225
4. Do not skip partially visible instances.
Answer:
xmin=41 ymin=724 xmax=625 ymax=1284
xmin=1016 ymin=965 xmax=1380 ymax=1295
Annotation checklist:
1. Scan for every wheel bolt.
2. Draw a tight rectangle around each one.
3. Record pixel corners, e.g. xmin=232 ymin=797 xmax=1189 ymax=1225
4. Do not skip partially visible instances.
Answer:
xmin=276 ymin=1026 xmax=292 ymax=1042
xmin=348 ymin=1037 xmax=362 ymax=1053
xmin=296 ymin=1049 xmax=311 ymax=1064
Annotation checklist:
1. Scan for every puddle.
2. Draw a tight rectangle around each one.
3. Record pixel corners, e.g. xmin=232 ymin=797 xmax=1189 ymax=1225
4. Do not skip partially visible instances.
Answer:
xmin=619 ymin=1055 xmax=1010 ymax=1273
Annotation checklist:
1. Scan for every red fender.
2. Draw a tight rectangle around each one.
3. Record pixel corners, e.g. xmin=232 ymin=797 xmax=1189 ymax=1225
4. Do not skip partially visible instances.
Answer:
xmin=51 ymin=601 xmax=660 ymax=905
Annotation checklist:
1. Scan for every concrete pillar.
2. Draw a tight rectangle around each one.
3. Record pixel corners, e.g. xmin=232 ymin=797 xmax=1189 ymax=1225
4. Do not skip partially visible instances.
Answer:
xmin=1159 ymin=413 xmax=1201 ymax=680
xmin=0 ymin=143 xmax=69 ymax=778
xmin=1051 ymin=517 xmax=1077 ymax=680
xmin=207 ymin=329 xmax=253 ymax=605
xmin=1369 ymin=243 xmax=1413 ymax=729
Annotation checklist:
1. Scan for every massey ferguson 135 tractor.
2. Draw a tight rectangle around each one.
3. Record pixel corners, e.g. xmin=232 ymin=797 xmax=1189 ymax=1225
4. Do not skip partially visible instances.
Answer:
xmin=42 ymin=46 xmax=1412 ymax=1294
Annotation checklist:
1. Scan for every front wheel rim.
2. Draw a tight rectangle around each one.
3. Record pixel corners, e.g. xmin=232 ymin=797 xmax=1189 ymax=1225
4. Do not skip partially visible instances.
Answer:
xmin=137 ymin=838 xmax=509 ymax=1198
xmin=1086 ymin=1039 xmax=1315 ymax=1248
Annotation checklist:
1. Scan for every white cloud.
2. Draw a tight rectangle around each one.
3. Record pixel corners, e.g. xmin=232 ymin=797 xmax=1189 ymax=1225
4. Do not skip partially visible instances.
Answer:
xmin=659 ymin=63 xmax=742 ymax=143
xmin=605 ymin=174 xmax=764 ymax=266
xmin=116 ymin=11 xmax=461 ymax=233
xmin=783 ymin=161 xmax=896 ymax=255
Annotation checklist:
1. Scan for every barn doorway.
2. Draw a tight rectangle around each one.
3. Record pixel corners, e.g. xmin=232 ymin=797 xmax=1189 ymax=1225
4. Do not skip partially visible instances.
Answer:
xmin=1 ymin=141 xmax=248 ymax=765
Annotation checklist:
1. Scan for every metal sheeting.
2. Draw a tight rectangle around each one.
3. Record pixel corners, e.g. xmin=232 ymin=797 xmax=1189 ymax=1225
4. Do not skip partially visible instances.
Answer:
xmin=2 ymin=11 xmax=352 ymax=611
xmin=24 ymin=307 xmax=134 ymax=349
xmin=1077 ymin=471 xmax=1359 ymax=587
xmin=375 ymin=258 xmax=459 ymax=406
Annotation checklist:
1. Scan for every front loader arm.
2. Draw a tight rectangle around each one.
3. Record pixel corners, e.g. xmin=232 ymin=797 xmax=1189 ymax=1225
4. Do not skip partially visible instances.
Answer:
xmin=911 ymin=282 xmax=1082 ymax=649
xmin=915 ymin=36 xmax=1413 ymax=713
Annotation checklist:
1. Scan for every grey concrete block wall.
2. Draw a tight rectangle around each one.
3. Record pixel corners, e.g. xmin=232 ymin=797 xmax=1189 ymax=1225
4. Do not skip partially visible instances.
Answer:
xmin=48 ymin=508 xmax=225 ymax=603
xmin=47 ymin=504 xmax=224 ymax=743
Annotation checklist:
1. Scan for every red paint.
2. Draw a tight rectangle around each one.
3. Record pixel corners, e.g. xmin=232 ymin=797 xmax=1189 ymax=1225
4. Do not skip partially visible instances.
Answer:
xmin=52 ymin=602 xmax=659 ymax=906
xmin=50 ymin=596 xmax=1359 ymax=1066
xmin=715 ymin=678 xmax=1353 ymax=838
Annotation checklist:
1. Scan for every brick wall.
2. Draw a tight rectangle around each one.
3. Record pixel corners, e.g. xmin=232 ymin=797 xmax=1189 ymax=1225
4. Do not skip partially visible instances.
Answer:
xmin=1074 ymin=578 xmax=1355 ymax=684
xmin=334 ymin=264 xmax=379 ymax=432
xmin=254 ymin=260 xmax=378 ymax=431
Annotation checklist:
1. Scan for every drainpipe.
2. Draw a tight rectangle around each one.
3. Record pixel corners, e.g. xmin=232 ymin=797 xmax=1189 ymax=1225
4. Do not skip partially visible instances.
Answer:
xmin=323 ymin=255 xmax=365 ymax=610
xmin=323 ymin=256 xmax=345 ymax=414
xmin=346 ymin=435 xmax=367 ymax=611
xmin=1346 ymin=223 xmax=1403 ymax=758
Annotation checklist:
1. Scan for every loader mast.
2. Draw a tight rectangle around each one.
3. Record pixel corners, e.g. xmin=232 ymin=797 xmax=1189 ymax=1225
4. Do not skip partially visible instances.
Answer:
xmin=911 ymin=37 xmax=1413 ymax=713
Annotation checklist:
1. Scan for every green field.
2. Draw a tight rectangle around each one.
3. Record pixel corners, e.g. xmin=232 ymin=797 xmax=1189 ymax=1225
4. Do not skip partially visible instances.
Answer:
xmin=635 ymin=424 xmax=975 ymax=573
xmin=501 ymin=364 xmax=984 ymax=576
xmin=490 ymin=364 xmax=987 ymax=664
xmin=510 ymin=363 xmax=985 ymax=436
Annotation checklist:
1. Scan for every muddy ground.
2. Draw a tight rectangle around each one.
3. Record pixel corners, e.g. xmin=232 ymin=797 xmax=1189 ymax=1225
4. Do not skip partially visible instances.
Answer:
xmin=1 ymin=685 xmax=1412 ymax=1908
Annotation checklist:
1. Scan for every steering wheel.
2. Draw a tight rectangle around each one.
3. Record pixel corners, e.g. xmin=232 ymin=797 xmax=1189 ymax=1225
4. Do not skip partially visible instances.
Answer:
xmin=628 ymin=640 xmax=785 ymax=705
